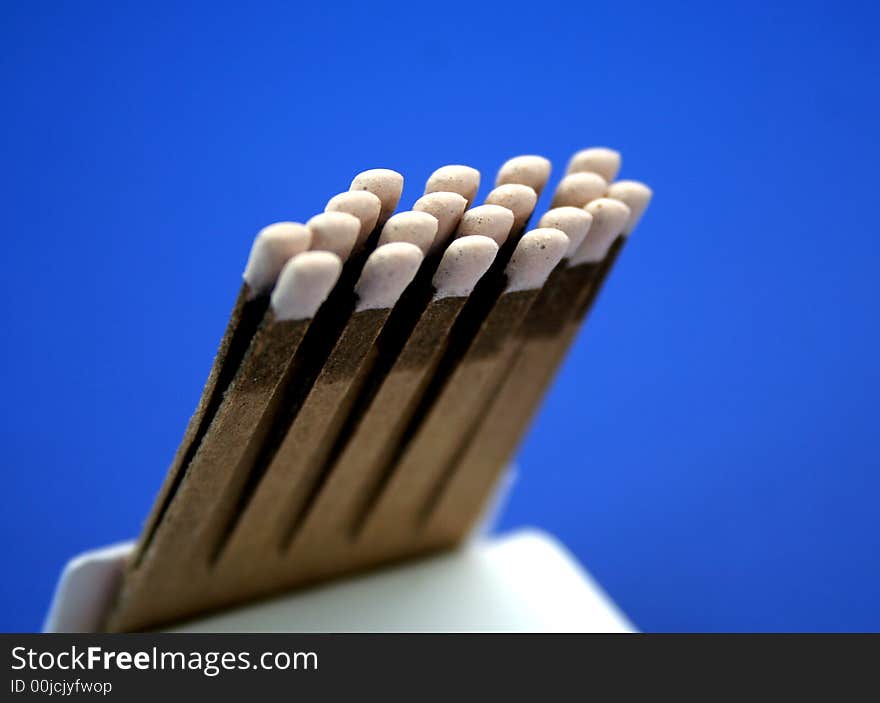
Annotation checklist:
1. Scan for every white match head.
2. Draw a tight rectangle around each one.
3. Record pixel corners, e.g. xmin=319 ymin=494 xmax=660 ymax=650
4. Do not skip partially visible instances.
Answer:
xmin=432 ymin=235 xmax=499 ymax=299
xmin=424 ymin=165 xmax=481 ymax=208
xmin=495 ymin=155 xmax=552 ymax=196
xmin=485 ymin=183 xmax=538 ymax=231
xmin=378 ymin=210 xmax=439 ymax=255
xmin=550 ymin=172 xmax=608 ymax=208
xmin=349 ymin=169 xmax=404 ymax=225
xmin=537 ymin=207 xmax=593 ymax=260
xmin=454 ymin=204 xmax=515 ymax=246
xmin=504 ymin=228 xmax=569 ymax=292
xmin=270 ymin=251 xmax=342 ymax=321
xmin=243 ymin=222 xmax=312 ymax=297
xmin=354 ymin=242 xmax=423 ymax=312
xmin=606 ymin=180 xmax=653 ymax=235
xmin=570 ymin=198 xmax=631 ymax=265
xmin=413 ymin=192 xmax=468 ymax=250
xmin=565 ymin=147 xmax=621 ymax=182
xmin=325 ymin=190 xmax=381 ymax=245
xmin=306 ymin=211 xmax=360 ymax=261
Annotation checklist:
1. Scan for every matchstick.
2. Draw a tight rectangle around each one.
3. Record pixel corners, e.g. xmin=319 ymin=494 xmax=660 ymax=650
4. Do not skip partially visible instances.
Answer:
xmin=485 ymin=183 xmax=539 ymax=232
xmin=305 ymin=211 xmax=361 ymax=260
xmin=454 ymin=203 xmax=516 ymax=245
xmin=131 ymin=222 xmax=312 ymax=568
xmin=376 ymin=210 xmax=439 ymax=252
xmin=214 ymin=217 xmax=437 ymax=574
xmin=565 ymin=146 xmax=622 ymax=182
xmin=355 ymin=227 xmax=569 ymax=554
xmin=453 ymin=159 xmax=545 ymax=325
xmin=449 ymin=185 xmax=540 ymax=352
xmin=495 ymin=155 xmax=552 ymax=197
xmin=419 ymin=206 xmax=600 ymax=543
xmin=113 ymin=168 xmax=400 ymax=629
xmin=253 ymin=188 xmax=486 ymax=586
xmin=321 ymin=165 xmax=544 ymax=555
xmin=417 ymin=201 xmax=621 ymax=543
xmin=109 ymin=152 xmax=652 ymax=631
xmin=324 ymin=190 xmax=382 ymax=249
xmin=107 ymin=249 xmax=345 ymax=632
xmin=424 ymin=164 xmax=481 ymax=208
xmin=422 ymin=188 xmax=651 ymax=544
xmin=550 ymin=171 xmax=608 ymax=208
xmin=574 ymin=180 xmax=653 ymax=320
xmin=283 ymin=232 xmax=507 ymax=582
xmin=350 ymin=168 xmax=404 ymax=228
xmin=312 ymin=170 xmax=405 ymax=335
xmin=397 ymin=158 xmax=603 ymax=546
xmin=282 ymin=205 xmax=514 ymax=568
xmin=413 ymin=191 xmax=469 ymax=253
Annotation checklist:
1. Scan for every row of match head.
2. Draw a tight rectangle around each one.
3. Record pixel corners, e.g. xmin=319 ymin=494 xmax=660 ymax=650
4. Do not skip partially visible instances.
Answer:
xmin=268 ymin=227 xmax=571 ymax=322
xmin=242 ymin=148 xmax=653 ymax=321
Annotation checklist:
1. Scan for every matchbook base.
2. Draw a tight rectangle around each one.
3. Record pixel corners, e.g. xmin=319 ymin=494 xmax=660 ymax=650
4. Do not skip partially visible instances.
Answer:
xmin=45 ymin=530 xmax=634 ymax=633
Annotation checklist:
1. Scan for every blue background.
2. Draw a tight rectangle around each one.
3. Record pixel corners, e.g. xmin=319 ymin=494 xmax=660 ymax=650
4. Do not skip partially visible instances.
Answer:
xmin=2 ymin=1 xmax=878 ymax=632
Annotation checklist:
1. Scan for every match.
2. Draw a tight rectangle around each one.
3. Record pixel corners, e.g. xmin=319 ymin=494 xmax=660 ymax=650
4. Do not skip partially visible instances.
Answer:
xmin=495 ymin=155 xmax=552 ymax=197
xmin=420 ymin=197 xmax=630 ymax=543
xmin=550 ymin=171 xmax=608 ymax=208
xmin=215 ymin=219 xmax=437 ymax=571
xmin=108 ymin=248 xmax=344 ymax=631
xmin=422 ymin=184 xmax=651 ymax=543
xmin=101 ymin=149 xmax=653 ymax=632
xmin=132 ymin=222 xmax=312 ymax=569
xmin=282 ymin=234 xmax=501 ymax=583
xmin=424 ymin=165 xmax=481 ymax=208
xmin=355 ymin=227 xmax=569 ymax=553
xmin=565 ymin=146 xmax=622 ymax=182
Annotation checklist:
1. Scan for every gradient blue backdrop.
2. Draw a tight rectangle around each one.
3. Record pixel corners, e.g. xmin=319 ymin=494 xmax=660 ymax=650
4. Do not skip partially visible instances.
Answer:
xmin=2 ymin=1 xmax=878 ymax=632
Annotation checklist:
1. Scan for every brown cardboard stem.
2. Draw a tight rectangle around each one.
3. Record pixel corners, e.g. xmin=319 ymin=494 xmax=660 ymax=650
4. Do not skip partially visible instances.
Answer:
xmin=216 ymin=306 xmax=392 ymax=571
xmin=106 ymin=314 xmax=313 ymax=631
xmin=357 ymin=288 xmax=540 ymax=548
xmin=132 ymin=286 xmax=267 ymax=567
xmin=281 ymin=295 xmax=469 ymax=573
xmin=421 ymin=239 xmax=627 ymax=543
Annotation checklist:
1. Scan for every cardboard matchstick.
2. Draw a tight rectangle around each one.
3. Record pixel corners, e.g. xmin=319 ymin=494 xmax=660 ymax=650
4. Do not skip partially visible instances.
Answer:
xmin=453 ymin=203 xmax=516 ymax=246
xmin=565 ymin=146 xmax=622 ymax=182
xmin=495 ymin=154 xmax=552 ymax=198
xmin=445 ymin=185 xmax=539 ymax=346
xmin=572 ymin=180 xmax=653 ymax=322
xmin=112 ymin=169 xmax=400 ymax=629
xmin=314 ymin=170 xmax=405 ymax=328
xmin=550 ymin=170 xmax=608 ymax=209
xmin=324 ymin=190 xmax=382 ymax=249
xmin=422 ymin=188 xmax=651 ymax=544
xmin=424 ymin=164 xmax=481 ymax=208
xmin=413 ymin=191 xmax=469 ymax=253
xmin=282 ymin=233 xmax=501 ymax=581
xmin=108 ymin=152 xmax=651 ymax=631
xmin=350 ymin=168 xmax=404 ymax=228
xmin=399 ymin=157 xmax=606 ymax=544
xmin=418 ymin=202 xmax=621 ymax=543
xmin=375 ymin=210 xmax=439 ymax=253
xmin=239 ymin=181 xmax=478 ymax=585
xmin=131 ymin=222 xmax=312 ymax=568
xmin=214 ymin=218 xmax=436 ymax=572
xmin=314 ymin=164 xmax=544 ymax=555
xmin=305 ymin=211 xmax=362 ymax=259
xmin=460 ymin=160 xmax=544 ymax=300
xmin=485 ymin=183 xmax=539 ymax=233
xmin=355 ymin=227 xmax=570 ymax=552
xmin=200 ymin=220 xmax=429 ymax=560
xmin=107 ymin=249 xmax=345 ymax=631
xmin=176 ymin=213 xmax=364 ymax=567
